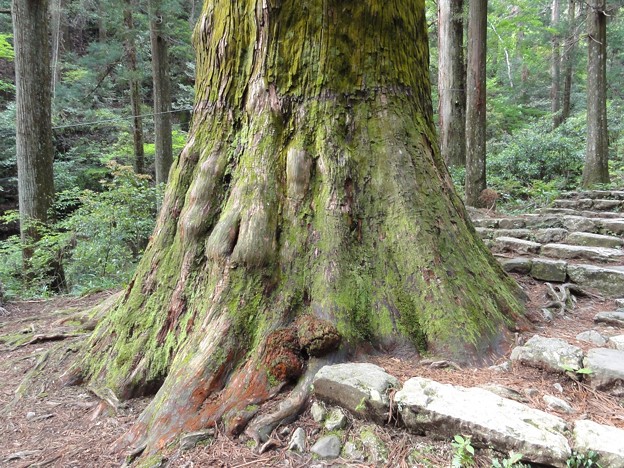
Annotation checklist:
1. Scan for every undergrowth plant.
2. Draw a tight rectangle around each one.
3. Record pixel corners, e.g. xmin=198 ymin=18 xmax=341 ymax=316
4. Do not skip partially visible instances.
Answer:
xmin=451 ymin=434 xmax=475 ymax=468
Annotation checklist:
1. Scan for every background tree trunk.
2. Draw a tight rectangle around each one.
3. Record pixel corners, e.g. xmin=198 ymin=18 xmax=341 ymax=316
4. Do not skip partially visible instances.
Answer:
xmin=583 ymin=0 xmax=609 ymax=187
xmin=73 ymin=0 xmax=523 ymax=458
xmin=552 ymin=0 xmax=562 ymax=128
xmin=149 ymin=0 xmax=173 ymax=184
xmin=438 ymin=0 xmax=466 ymax=168
xmin=465 ymin=0 xmax=488 ymax=206
xmin=123 ymin=0 xmax=145 ymax=175
xmin=561 ymin=0 xmax=577 ymax=123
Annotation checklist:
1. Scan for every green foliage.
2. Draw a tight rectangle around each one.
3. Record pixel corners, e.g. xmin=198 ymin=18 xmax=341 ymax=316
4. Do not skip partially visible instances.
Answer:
xmin=492 ymin=452 xmax=529 ymax=468
xmin=451 ymin=435 xmax=475 ymax=468
xmin=566 ymin=450 xmax=602 ymax=468
xmin=0 ymin=33 xmax=13 ymax=60
xmin=0 ymin=163 xmax=162 ymax=297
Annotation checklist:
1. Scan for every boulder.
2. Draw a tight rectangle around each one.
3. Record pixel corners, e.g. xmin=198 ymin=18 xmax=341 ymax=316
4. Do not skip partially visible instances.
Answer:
xmin=567 ymin=264 xmax=624 ymax=297
xmin=533 ymin=228 xmax=568 ymax=244
xmin=562 ymin=216 xmax=597 ymax=233
xmin=566 ymin=232 xmax=624 ymax=249
xmin=498 ymin=218 xmax=526 ymax=229
xmin=472 ymin=218 xmax=500 ymax=228
xmin=583 ymin=348 xmax=624 ymax=396
xmin=500 ymin=258 xmax=532 ymax=275
xmin=592 ymin=199 xmax=624 ymax=211
xmin=541 ymin=244 xmax=623 ymax=263
xmin=395 ymin=378 xmax=571 ymax=467
xmin=594 ymin=311 xmax=624 ymax=328
xmin=608 ymin=335 xmax=624 ymax=351
xmin=492 ymin=229 xmax=533 ymax=240
xmin=313 ymin=363 xmax=398 ymax=423
xmin=493 ymin=237 xmax=541 ymax=255
xmin=510 ymin=335 xmax=583 ymax=373
xmin=573 ymin=420 xmax=624 ymax=467
xmin=598 ymin=219 xmax=624 ymax=235
xmin=523 ymin=216 xmax=563 ymax=229
xmin=575 ymin=330 xmax=608 ymax=346
xmin=530 ymin=259 xmax=567 ymax=282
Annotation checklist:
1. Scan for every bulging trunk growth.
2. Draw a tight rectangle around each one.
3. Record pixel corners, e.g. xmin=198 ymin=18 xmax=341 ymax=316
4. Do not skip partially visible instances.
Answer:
xmin=71 ymin=0 xmax=524 ymax=459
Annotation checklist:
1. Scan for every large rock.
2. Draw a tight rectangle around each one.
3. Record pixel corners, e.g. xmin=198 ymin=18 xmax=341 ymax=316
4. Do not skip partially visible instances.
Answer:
xmin=592 ymin=199 xmax=624 ymax=211
xmin=583 ymin=348 xmax=624 ymax=396
xmin=493 ymin=237 xmax=541 ymax=255
xmin=567 ymin=264 xmax=624 ymax=297
xmin=510 ymin=335 xmax=583 ymax=373
xmin=472 ymin=218 xmax=500 ymax=228
xmin=533 ymin=228 xmax=568 ymax=244
xmin=565 ymin=232 xmax=624 ymax=249
xmin=573 ymin=420 xmax=624 ymax=467
xmin=530 ymin=259 xmax=567 ymax=282
xmin=575 ymin=330 xmax=608 ymax=347
xmin=500 ymin=257 xmax=532 ymax=275
xmin=492 ymin=229 xmax=533 ymax=240
xmin=594 ymin=311 xmax=624 ymax=327
xmin=313 ymin=363 xmax=398 ymax=423
xmin=541 ymin=244 xmax=623 ymax=263
xmin=498 ymin=218 xmax=526 ymax=229
xmin=608 ymin=335 xmax=624 ymax=350
xmin=523 ymin=216 xmax=563 ymax=229
xmin=395 ymin=378 xmax=571 ymax=467
xmin=562 ymin=216 xmax=597 ymax=233
xmin=554 ymin=199 xmax=593 ymax=210
xmin=598 ymin=219 xmax=624 ymax=235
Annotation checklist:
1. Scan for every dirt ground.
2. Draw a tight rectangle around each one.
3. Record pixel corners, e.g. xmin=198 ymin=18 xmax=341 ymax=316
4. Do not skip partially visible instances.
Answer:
xmin=1 ymin=277 xmax=623 ymax=467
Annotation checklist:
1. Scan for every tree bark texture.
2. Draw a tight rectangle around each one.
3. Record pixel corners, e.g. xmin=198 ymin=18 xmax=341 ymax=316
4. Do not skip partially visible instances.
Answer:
xmin=73 ymin=0 xmax=523 ymax=458
xmin=551 ymin=0 xmax=562 ymax=128
xmin=12 ymin=0 xmax=55 ymax=244
xmin=561 ymin=0 xmax=577 ymax=123
xmin=438 ymin=0 xmax=466 ymax=168
xmin=465 ymin=0 xmax=488 ymax=206
xmin=583 ymin=0 xmax=609 ymax=187
xmin=149 ymin=0 xmax=173 ymax=184
xmin=123 ymin=2 xmax=145 ymax=175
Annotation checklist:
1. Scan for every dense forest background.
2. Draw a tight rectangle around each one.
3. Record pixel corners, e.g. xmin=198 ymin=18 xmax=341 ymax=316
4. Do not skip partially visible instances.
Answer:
xmin=0 ymin=0 xmax=623 ymax=297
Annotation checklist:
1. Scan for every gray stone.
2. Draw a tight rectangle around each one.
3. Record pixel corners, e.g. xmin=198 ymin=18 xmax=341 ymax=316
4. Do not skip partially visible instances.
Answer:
xmin=541 ymin=308 xmax=555 ymax=322
xmin=475 ymin=227 xmax=494 ymax=239
xmin=510 ymin=335 xmax=583 ymax=373
xmin=179 ymin=429 xmax=214 ymax=451
xmin=615 ymin=298 xmax=624 ymax=308
xmin=489 ymin=361 xmax=511 ymax=373
xmin=562 ymin=216 xmax=597 ymax=233
xmin=598 ymin=218 xmax=624 ymax=235
xmin=523 ymin=215 xmax=563 ymax=229
xmin=608 ymin=335 xmax=624 ymax=350
xmin=583 ymin=348 xmax=624 ymax=396
xmin=543 ymin=395 xmax=575 ymax=414
xmin=310 ymin=401 xmax=326 ymax=423
xmin=541 ymin=243 xmax=624 ymax=263
xmin=472 ymin=218 xmax=500 ymax=228
xmin=341 ymin=441 xmax=364 ymax=461
xmin=593 ymin=199 xmax=624 ymax=211
xmin=554 ymin=199 xmax=594 ymax=210
xmin=533 ymin=228 xmax=568 ymax=244
xmin=493 ymin=237 xmax=541 ymax=255
xmin=359 ymin=426 xmax=388 ymax=464
xmin=395 ymin=378 xmax=571 ymax=466
xmin=530 ymin=259 xmax=567 ymax=282
xmin=313 ymin=363 xmax=398 ymax=423
xmin=479 ymin=384 xmax=527 ymax=403
xmin=324 ymin=408 xmax=347 ymax=431
xmin=288 ymin=428 xmax=306 ymax=452
xmin=575 ymin=330 xmax=608 ymax=346
xmin=566 ymin=232 xmax=624 ymax=249
xmin=567 ymin=264 xmax=624 ymax=297
xmin=500 ymin=258 xmax=532 ymax=274
xmin=498 ymin=218 xmax=526 ymax=229
xmin=492 ymin=228 xmax=533 ymax=239
xmin=310 ymin=435 xmax=342 ymax=460
xmin=553 ymin=383 xmax=564 ymax=393
xmin=573 ymin=420 xmax=624 ymax=467
xmin=594 ymin=311 xmax=624 ymax=327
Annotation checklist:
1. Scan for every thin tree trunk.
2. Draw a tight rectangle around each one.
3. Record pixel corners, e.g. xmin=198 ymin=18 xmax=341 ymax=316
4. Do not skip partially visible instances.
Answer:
xmin=438 ymin=0 xmax=466 ymax=167
xmin=552 ymin=0 xmax=562 ymax=128
xmin=149 ymin=0 xmax=173 ymax=184
xmin=583 ymin=0 xmax=609 ymax=187
xmin=561 ymin=0 xmax=577 ymax=123
xmin=72 ymin=0 xmax=523 ymax=459
xmin=123 ymin=2 xmax=145 ymax=174
xmin=465 ymin=0 xmax=488 ymax=206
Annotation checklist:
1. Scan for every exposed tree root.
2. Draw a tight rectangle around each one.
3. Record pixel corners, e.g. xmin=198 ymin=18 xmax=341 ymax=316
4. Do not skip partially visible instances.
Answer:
xmin=543 ymin=282 xmax=596 ymax=316
xmin=16 ymin=332 xmax=86 ymax=349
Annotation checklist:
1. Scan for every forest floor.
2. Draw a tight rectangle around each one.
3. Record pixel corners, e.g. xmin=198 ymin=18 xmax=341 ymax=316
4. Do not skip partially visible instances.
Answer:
xmin=1 ymin=277 xmax=623 ymax=468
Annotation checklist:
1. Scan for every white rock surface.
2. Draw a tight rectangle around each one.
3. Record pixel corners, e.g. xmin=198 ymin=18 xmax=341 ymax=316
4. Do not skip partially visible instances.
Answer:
xmin=573 ymin=420 xmax=624 ymax=467
xmin=543 ymin=395 xmax=575 ymax=414
xmin=608 ymin=335 xmax=624 ymax=350
xmin=288 ymin=428 xmax=306 ymax=452
xmin=576 ymin=330 xmax=608 ymax=346
xmin=395 ymin=377 xmax=571 ymax=466
xmin=510 ymin=335 xmax=583 ymax=373
xmin=583 ymin=348 xmax=624 ymax=396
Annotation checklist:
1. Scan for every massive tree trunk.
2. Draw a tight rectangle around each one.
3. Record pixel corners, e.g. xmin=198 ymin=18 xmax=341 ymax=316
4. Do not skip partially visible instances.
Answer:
xmin=465 ymin=0 xmax=488 ymax=206
xmin=71 ymin=0 xmax=523 ymax=459
xmin=583 ymin=0 xmax=609 ymax=187
xmin=561 ymin=0 xmax=577 ymax=123
xmin=123 ymin=1 xmax=145 ymax=175
xmin=551 ymin=0 xmax=562 ymax=128
xmin=438 ymin=0 xmax=466 ymax=167
xmin=149 ymin=0 xmax=173 ymax=184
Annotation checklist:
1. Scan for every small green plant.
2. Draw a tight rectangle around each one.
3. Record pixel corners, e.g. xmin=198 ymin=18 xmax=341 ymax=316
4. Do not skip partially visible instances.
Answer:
xmin=566 ymin=450 xmax=602 ymax=468
xmin=492 ymin=451 xmax=530 ymax=468
xmin=560 ymin=364 xmax=593 ymax=376
xmin=451 ymin=434 xmax=475 ymax=468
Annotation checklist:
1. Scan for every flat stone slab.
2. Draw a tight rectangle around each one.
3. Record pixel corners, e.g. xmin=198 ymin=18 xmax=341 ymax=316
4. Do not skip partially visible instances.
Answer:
xmin=561 ymin=190 xmax=624 ymax=200
xmin=498 ymin=218 xmax=527 ymax=229
xmin=573 ymin=420 xmax=624 ymax=467
xmin=594 ymin=311 xmax=624 ymax=327
xmin=562 ymin=216 xmax=598 ymax=233
xmin=313 ymin=363 xmax=398 ymax=423
xmin=533 ymin=228 xmax=568 ymax=244
xmin=472 ymin=218 xmax=500 ymax=228
xmin=310 ymin=435 xmax=341 ymax=459
xmin=609 ymin=335 xmax=624 ymax=350
xmin=493 ymin=237 xmax=541 ymax=255
xmin=500 ymin=257 xmax=532 ymax=275
xmin=492 ymin=229 xmax=533 ymax=240
xmin=510 ymin=335 xmax=583 ymax=373
xmin=530 ymin=259 xmax=567 ymax=282
xmin=583 ymin=348 xmax=624 ymax=396
xmin=395 ymin=377 xmax=571 ymax=466
xmin=575 ymin=330 xmax=608 ymax=346
xmin=541 ymin=243 xmax=623 ymax=263
xmin=567 ymin=264 xmax=624 ymax=297
xmin=522 ymin=216 xmax=563 ymax=229
xmin=597 ymin=218 xmax=624 ymax=235
xmin=565 ymin=232 xmax=624 ymax=249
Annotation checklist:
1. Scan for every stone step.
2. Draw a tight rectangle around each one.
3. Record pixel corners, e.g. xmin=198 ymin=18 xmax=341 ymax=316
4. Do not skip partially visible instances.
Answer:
xmin=536 ymin=207 xmax=624 ymax=219
xmin=553 ymin=199 xmax=624 ymax=212
xmin=473 ymin=215 xmax=624 ymax=237
xmin=565 ymin=232 xmax=624 ymax=249
xmin=560 ymin=190 xmax=624 ymax=200
xmin=541 ymin=243 xmax=624 ymax=263
xmin=479 ymin=228 xmax=623 ymax=249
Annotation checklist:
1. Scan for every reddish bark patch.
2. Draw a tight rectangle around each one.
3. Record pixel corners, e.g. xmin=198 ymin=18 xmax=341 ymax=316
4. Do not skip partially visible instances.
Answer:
xmin=262 ymin=328 xmax=304 ymax=383
xmin=295 ymin=316 xmax=341 ymax=357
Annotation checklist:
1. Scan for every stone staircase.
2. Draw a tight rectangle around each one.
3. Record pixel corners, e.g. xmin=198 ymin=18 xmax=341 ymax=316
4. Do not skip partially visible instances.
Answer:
xmin=470 ymin=189 xmax=624 ymax=297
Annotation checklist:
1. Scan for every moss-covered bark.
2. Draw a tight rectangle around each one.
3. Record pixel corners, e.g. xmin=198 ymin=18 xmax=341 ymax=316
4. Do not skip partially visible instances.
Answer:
xmin=72 ymin=0 xmax=524 ymax=457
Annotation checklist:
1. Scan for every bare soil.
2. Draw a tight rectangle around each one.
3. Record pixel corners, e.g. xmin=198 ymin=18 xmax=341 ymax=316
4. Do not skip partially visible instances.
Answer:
xmin=1 ymin=277 xmax=623 ymax=467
